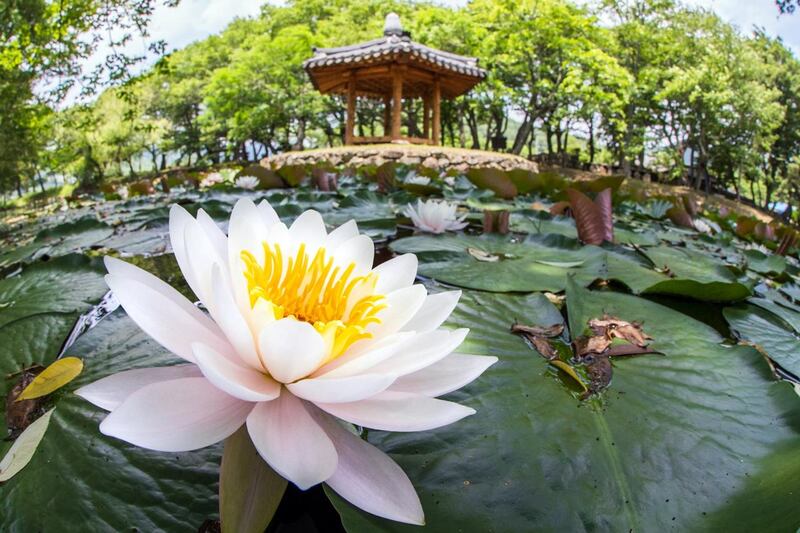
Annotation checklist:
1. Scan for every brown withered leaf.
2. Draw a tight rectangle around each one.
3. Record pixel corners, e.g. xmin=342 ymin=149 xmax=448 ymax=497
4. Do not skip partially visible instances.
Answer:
xmin=511 ymin=323 xmax=561 ymax=360
xmin=5 ymin=365 xmax=45 ymax=439
xmin=531 ymin=336 xmax=558 ymax=360
xmin=588 ymin=315 xmax=653 ymax=347
xmin=482 ymin=210 xmax=510 ymax=234
xmin=580 ymin=354 xmax=613 ymax=400
xmin=682 ymin=194 xmax=699 ymax=218
xmin=777 ymin=231 xmax=797 ymax=257
xmin=510 ymin=322 xmax=564 ymax=338
xmin=549 ymin=201 xmax=572 ymax=217
xmin=594 ymin=188 xmax=614 ymax=243
xmin=604 ymin=345 xmax=663 ymax=357
xmin=666 ymin=206 xmax=694 ymax=229
xmin=573 ymin=335 xmax=611 ymax=357
xmin=566 ymin=188 xmax=614 ymax=245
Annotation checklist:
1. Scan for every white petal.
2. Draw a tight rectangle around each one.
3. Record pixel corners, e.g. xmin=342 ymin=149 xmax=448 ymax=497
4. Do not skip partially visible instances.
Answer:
xmin=316 ymin=391 xmax=475 ymax=432
xmin=208 ymin=265 xmax=263 ymax=370
xmin=287 ymin=373 xmax=395 ymax=404
xmin=257 ymin=199 xmax=280 ymax=227
xmin=334 ymin=235 xmax=374 ymax=274
xmin=75 ymin=365 xmax=201 ymax=411
xmin=100 ymin=377 xmax=252 ymax=452
xmin=402 ymin=290 xmax=461 ymax=333
xmin=104 ymin=256 xmax=211 ymax=324
xmin=367 ymin=328 xmax=469 ymax=377
xmin=105 ymin=273 xmax=231 ymax=363
xmin=325 ymin=220 xmax=358 ymax=251
xmin=246 ymin=392 xmax=337 ymax=490
xmin=313 ymin=332 xmax=414 ymax=379
xmin=228 ymin=199 xmax=271 ymax=310
xmin=289 ymin=210 xmax=327 ymax=248
xmin=372 ymin=254 xmax=417 ymax=293
xmin=183 ymin=221 xmax=226 ymax=308
xmin=169 ymin=204 xmax=203 ymax=299
xmin=368 ymin=285 xmax=427 ymax=338
xmin=195 ymin=208 xmax=228 ymax=260
xmin=314 ymin=411 xmax=424 ymax=525
xmin=193 ymin=343 xmax=280 ymax=402
xmin=259 ymin=319 xmax=326 ymax=383
xmin=389 ymin=354 xmax=497 ymax=397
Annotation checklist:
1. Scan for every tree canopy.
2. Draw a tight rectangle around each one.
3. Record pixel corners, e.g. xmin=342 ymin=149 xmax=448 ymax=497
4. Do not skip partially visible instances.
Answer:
xmin=4 ymin=0 xmax=800 ymax=213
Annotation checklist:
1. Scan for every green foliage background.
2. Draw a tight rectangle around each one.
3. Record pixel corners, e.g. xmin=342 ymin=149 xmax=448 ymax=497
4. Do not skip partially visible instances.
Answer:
xmin=3 ymin=0 xmax=800 ymax=212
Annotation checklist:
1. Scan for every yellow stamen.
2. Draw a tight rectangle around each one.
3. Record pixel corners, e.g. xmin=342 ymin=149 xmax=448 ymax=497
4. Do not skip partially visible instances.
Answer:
xmin=242 ymin=243 xmax=386 ymax=361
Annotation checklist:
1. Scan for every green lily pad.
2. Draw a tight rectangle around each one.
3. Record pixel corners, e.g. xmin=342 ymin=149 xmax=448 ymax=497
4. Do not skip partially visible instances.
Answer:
xmin=748 ymin=297 xmax=800 ymax=334
xmin=0 ymin=243 xmax=43 ymax=271
xmin=725 ymin=303 xmax=800 ymax=376
xmin=330 ymin=286 xmax=800 ymax=532
xmin=634 ymin=246 xmax=752 ymax=301
xmin=0 ymin=311 xmax=220 ymax=531
xmin=34 ymin=217 xmax=114 ymax=256
xmin=0 ymin=255 xmax=107 ymax=330
xmin=389 ymin=233 xmax=605 ymax=293
xmin=512 ymin=211 xmax=659 ymax=246
xmin=744 ymin=249 xmax=787 ymax=277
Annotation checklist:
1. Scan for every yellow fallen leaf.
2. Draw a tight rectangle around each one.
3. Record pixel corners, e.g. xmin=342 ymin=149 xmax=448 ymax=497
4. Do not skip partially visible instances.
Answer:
xmin=467 ymin=247 xmax=500 ymax=262
xmin=0 ymin=408 xmax=55 ymax=482
xmin=549 ymin=359 xmax=588 ymax=393
xmin=16 ymin=357 xmax=83 ymax=402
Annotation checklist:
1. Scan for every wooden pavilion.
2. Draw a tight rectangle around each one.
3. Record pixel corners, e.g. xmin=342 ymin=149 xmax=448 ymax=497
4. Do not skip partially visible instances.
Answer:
xmin=303 ymin=13 xmax=486 ymax=146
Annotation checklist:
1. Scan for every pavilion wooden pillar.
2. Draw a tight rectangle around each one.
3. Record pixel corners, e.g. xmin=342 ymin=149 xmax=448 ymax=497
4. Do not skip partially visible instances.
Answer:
xmin=432 ymin=78 xmax=441 ymax=146
xmin=383 ymin=96 xmax=391 ymax=136
xmin=345 ymin=76 xmax=356 ymax=145
xmin=423 ymin=96 xmax=431 ymax=141
xmin=391 ymin=67 xmax=404 ymax=141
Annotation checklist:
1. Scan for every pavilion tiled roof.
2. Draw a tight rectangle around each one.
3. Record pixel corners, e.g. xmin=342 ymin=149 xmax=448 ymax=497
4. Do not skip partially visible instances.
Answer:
xmin=303 ymin=32 xmax=486 ymax=80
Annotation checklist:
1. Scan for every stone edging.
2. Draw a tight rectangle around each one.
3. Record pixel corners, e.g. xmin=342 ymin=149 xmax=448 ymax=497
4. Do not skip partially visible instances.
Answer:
xmin=261 ymin=146 xmax=539 ymax=174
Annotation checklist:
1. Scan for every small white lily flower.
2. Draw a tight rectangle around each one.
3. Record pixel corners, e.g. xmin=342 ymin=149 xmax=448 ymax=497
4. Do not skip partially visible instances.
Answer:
xmin=405 ymin=175 xmax=431 ymax=186
xmin=404 ymin=199 xmax=468 ymax=234
xmin=235 ymin=175 xmax=259 ymax=190
xmin=116 ymin=187 xmax=129 ymax=200
xmin=200 ymin=172 xmax=224 ymax=188
xmin=693 ymin=219 xmax=712 ymax=234
xmin=76 ymin=199 xmax=495 ymax=525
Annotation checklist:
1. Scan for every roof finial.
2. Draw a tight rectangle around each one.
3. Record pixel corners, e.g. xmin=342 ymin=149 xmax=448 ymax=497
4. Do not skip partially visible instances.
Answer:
xmin=384 ymin=13 xmax=403 ymax=37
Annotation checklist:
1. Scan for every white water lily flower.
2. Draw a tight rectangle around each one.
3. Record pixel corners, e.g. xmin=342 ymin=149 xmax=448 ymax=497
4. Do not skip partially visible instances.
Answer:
xmin=76 ymin=199 xmax=495 ymax=525
xmin=405 ymin=175 xmax=431 ymax=186
xmin=235 ymin=175 xmax=259 ymax=190
xmin=404 ymin=199 xmax=468 ymax=234
xmin=693 ymin=218 xmax=712 ymax=234
xmin=200 ymin=172 xmax=224 ymax=188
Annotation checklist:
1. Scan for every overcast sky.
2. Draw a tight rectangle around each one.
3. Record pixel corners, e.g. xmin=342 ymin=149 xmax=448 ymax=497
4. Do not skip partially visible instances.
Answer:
xmin=80 ymin=0 xmax=798 ymax=95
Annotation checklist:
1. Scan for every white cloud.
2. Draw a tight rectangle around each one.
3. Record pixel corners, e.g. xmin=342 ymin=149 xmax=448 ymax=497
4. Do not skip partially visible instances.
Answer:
xmin=66 ymin=0 xmax=263 ymax=103
xmin=683 ymin=0 xmax=799 ymax=55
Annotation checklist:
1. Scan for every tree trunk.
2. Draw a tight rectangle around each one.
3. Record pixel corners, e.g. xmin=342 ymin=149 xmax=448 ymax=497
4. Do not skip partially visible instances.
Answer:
xmin=36 ymin=170 xmax=46 ymax=193
xmin=466 ymin=108 xmax=480 ymax=149
xmin=294 ymin=118 xmax=306 ymax=151
xmin=511 ymin=112 xmax=532 ymax=155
